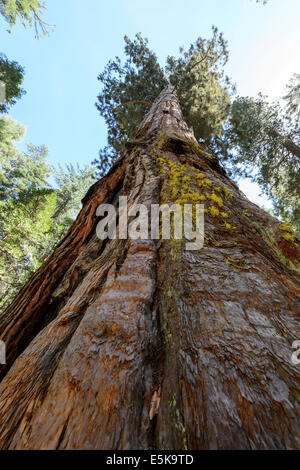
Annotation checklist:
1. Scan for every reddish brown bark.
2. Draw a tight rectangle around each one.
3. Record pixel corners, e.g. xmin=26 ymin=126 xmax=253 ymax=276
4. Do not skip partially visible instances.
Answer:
xmin=0 ymin=85 xmax=300 ymax=449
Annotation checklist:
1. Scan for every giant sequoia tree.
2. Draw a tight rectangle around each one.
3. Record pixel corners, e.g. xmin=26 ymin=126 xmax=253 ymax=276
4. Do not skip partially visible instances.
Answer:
xmin=0 ymin=85 xmax=300 ymax=449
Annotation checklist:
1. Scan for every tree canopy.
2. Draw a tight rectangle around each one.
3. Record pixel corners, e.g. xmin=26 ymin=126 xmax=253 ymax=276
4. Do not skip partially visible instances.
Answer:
xmin=222 ymin=90 xmax=300 ymax=232
xmin=0 ymin=0 xmax=52 ymax=37
xmin=0 ymin=54 xmax=25 ymax=113
xmin=284 ymin=73 xmax=300 ymax=118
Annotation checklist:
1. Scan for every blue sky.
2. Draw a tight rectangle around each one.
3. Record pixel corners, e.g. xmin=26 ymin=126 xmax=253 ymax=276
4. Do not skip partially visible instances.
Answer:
xmin=1 ymin=0 xmax=300 ymax=208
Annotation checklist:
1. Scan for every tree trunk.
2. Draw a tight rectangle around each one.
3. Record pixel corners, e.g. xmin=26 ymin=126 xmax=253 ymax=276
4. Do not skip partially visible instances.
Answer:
xmin=0 ymin=85 xmax=300 ymax=450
